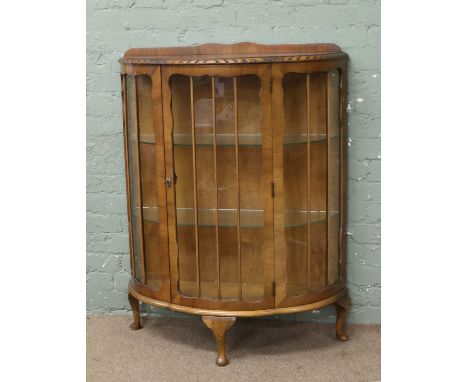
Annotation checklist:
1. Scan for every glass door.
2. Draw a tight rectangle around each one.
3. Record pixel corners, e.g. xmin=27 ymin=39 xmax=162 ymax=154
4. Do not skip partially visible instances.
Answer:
xmin=122 ymin=67 xmax=170 ymax=301
xmin=272 ymin=62 xmax=346 ymax=308
xmin=162 ymin=65 xmax=274 ymax=310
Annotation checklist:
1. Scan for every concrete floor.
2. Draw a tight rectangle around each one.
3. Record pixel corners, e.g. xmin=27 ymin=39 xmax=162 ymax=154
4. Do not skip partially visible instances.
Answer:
xmin=87 ymin=316 xmax=380 ymax=382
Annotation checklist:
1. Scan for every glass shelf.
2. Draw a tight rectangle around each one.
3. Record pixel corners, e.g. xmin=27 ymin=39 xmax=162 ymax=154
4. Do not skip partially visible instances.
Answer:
xmin=135 ymin=207 xmax=338 ymax=228
xmin=284 ymin=133 xmax=339 ymax=144
xmin=284 ymin=210 xmax=338 ymax=227
xmin=174 ymin=133 xmax=262 ymax=147
xmin=132 ymin=206 xmax=160 ymax=223
xmin=139 ymin=134 xmax=156 ymax=144
xmin=138 ymin=133 xmax=338 ymax=147
xmin=283 ymin=133 xmax=326 ymax=144
xmin=176 ymin=208 xmax=264 ymax=227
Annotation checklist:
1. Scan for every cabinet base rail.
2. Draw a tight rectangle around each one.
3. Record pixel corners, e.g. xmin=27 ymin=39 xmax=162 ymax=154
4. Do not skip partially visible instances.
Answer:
xmin=128 ymin=282 xmax=349 ymax=366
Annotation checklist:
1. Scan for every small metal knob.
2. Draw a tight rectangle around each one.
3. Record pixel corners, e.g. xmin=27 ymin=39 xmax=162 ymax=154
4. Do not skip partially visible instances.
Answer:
xmin=165 ymin=177 xmax=172 ymax=187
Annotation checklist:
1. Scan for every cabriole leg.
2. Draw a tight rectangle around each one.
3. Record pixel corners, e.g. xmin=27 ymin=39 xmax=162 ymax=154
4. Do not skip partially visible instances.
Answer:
xmin=335 ymin=293 xmax=349 ymax=341
xmin=202 ymin=316 xmax=236 ymax=366
xmin=128 ymin=293 xmax=141 ymax=330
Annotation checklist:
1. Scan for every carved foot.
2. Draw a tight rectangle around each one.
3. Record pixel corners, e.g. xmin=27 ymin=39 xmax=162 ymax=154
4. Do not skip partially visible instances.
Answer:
xmin=202 ymin=316 xmax=236 ymax=366
xmin=128 ymin=293 xmax=141 ymax=330
xmin=335 ymin=292 xmax=349 ymax=341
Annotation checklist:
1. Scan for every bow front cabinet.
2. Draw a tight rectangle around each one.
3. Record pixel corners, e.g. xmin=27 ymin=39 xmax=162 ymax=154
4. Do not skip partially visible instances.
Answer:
xmin=119 ymin=43 xmax=349 ymax=366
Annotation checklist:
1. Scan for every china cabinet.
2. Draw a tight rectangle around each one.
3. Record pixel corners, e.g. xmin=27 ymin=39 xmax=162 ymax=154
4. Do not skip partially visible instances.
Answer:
xmin=119 ymin=43 xmax=349 ymax=366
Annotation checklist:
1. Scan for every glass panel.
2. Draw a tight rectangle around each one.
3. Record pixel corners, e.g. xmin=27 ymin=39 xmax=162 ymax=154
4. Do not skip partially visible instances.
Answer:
xmin=328 ymin=70 xmax=341 ymax=284
xmin=126 ymin=75 xmax=143 ymax=282
xmin=194 ymin=76 xmax=218 ymax=299
xmin=125 ymin=75 xmax=163 ymax=289
xmin=137 ymin=75 xmax=162 ymax=290
xmin=237 ymin=75 xmax=263 ymax=302
xmin=308 ymin=72 xmax=328 ymax=291
xmin=282 ymin=72 xmax=328 ymax=297
xmin=215 ymin=77 xmax=240 ymax=300
xmin=170 ymin=74 xmax=264 ymax=302
xmin=170 ymin=75 xmax=198 ymax=297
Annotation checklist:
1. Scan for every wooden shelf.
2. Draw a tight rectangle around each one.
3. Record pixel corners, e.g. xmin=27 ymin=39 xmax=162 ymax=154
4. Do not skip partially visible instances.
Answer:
xmin=286 ymin=283 xmax=327 ymax=296
xmin=179 ymin=280 xmax=264 ymax=302
xmin=178 ymin=280 xmax=327 ymax=301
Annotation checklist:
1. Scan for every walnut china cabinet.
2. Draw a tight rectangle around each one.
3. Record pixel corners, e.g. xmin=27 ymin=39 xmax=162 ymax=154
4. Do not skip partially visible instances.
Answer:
xmin=119 ymin=43 xmax=349 ymax=366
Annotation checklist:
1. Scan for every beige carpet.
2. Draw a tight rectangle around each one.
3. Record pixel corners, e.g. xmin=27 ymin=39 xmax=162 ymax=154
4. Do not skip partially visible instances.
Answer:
xmin=87 ymin=316 xmax=380 ymax=382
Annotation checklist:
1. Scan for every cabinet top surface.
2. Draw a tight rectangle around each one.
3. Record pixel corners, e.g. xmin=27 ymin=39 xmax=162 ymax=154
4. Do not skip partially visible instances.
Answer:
xmin=119 ymin=42 xmax=347 ymax=65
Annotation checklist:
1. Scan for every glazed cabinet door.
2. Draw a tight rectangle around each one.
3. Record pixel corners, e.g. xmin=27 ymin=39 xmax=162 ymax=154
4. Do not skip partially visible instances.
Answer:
xmin=162 ymin=65 xmax=274 ymax=310
xmin=272 ymin=61 xmax=347 ymax=308
xmin=122 ymin=66 xmax=171 ymax=301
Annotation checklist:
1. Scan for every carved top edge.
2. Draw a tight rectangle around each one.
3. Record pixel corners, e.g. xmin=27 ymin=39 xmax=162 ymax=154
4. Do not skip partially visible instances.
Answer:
xmin=119 ymin=42 xmax=348 ymax=65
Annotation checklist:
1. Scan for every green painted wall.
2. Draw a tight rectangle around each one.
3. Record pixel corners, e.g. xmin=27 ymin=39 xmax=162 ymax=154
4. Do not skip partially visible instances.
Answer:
xmin=87 ymin=0 xmax=380 ymax=323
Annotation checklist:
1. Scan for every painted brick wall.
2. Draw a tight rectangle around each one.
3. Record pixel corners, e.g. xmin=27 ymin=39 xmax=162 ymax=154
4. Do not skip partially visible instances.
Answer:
xmin=86 ymin=0 xmax=380 ymax=323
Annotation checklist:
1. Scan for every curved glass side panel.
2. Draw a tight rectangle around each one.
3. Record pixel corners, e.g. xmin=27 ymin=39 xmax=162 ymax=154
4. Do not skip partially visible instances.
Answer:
xmin=126 ymin=75 xmax=162 ymax=290
xmin=282 ymin=72 xmax=333 ymax=297
xmin=327 ymin=69 xmax=341 ymax=285
xmin=126 ymin=75 xmax=143 ymax=282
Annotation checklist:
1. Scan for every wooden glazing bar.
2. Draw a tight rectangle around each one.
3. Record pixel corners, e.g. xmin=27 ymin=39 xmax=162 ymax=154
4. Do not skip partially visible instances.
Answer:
xmin=212 ymin=77 xmax=221 ymax=300
xmin=190 ymin=76 xmax=201 ymax=298
xmin=306 ymin=74 xmax=311 ymax=289
xmin=134 ymin=77 xmax=146 ymax=283
xmin=338 ymin=70 xmax=345 ymax=280
xmin=234 ymin=77 xmax=242 ymax=301
xmin=325 ymin=74 xmax=329 ymax=287
xmin=121 ymin=75 xmax=136 ymax=278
